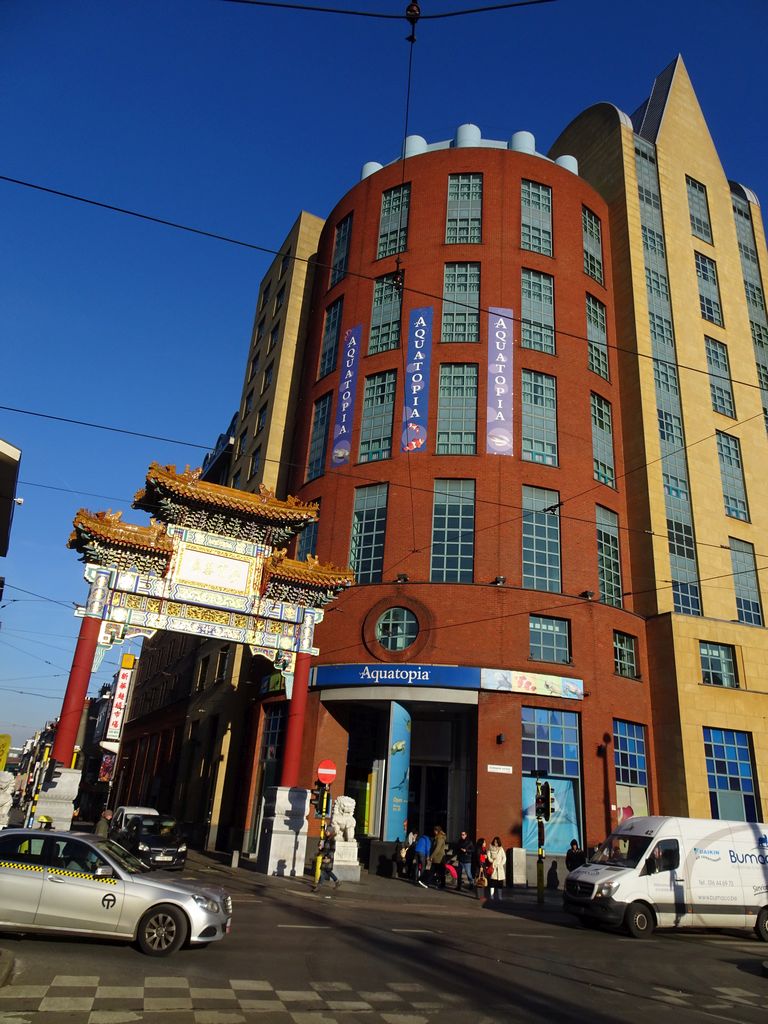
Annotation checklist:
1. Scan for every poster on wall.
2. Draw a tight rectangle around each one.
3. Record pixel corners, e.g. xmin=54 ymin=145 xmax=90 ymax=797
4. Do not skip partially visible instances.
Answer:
xmin=521 ymin=776 xmax=580 ymax=854
xmin=486 ymin=307 xmax=514 ymax=455
xmin=401 ymin=307 xmax=432 ymax=453
xmin=331 ymin=324 xmax=363 ymax=467
xmin=383 ymin=702 xmax=411 ymax=841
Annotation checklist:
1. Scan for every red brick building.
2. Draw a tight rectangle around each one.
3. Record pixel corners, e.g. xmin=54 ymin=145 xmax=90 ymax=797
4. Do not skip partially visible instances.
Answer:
xmin=283 ymin=127 xmax=655 ymax=863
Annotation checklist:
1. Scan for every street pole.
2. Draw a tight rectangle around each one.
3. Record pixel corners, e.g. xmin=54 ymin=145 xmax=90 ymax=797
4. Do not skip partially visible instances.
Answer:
xmin=313 ymin=784 xmax=330 ymax=885
xmin=51 ymin=614 xmax=101 ymax=765
xmin=280 ymin=652 xmax=311 ymax=788
xmin=536 ymin=779 xmax=545 ymax=905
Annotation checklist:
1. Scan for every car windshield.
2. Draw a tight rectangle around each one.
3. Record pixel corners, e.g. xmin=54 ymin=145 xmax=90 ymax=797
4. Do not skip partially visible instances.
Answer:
xmin=102 ymin=839 xmax=154 ymax=874
xmin=590 ymin=833 xmax=652 ymax=868
xmin=140 ymin=818 xmax=179 ymax=838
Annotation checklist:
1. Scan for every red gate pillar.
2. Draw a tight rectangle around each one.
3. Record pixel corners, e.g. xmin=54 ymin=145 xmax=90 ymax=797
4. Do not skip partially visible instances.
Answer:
xmin=51 ymin=614 xmax=101 ymax=765
xmin=279 ymin=652 xmax=312 ymax=788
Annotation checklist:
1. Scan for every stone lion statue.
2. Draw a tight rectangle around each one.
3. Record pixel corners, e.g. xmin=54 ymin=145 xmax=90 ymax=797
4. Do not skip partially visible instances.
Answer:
xmin=330 ymin=795 xmax=356 ymax=842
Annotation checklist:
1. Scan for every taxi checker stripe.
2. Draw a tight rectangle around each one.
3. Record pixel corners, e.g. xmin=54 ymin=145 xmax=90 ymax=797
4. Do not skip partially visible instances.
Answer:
xmin=0 ymin=860 xmax=45 ymax=873
xmin=48 ymin=869 xmax=118 ymax=884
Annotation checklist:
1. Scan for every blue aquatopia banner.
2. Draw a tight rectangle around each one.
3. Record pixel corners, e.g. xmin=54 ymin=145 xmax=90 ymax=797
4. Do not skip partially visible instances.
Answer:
xmin=401 ymin=307 xmax=432 ymax=453
xmin=331 ymin=324 xmax=363 ymax=466
xmin=486 ymin=307 xmax=514 ymax=455
xmin=383 ymin=702 xmax=411 ymax=842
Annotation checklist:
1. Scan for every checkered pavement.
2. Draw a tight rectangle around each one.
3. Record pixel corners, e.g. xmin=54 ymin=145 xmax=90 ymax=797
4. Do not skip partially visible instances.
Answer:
xmin=0 ymin=975 xmax=474 ymax=1022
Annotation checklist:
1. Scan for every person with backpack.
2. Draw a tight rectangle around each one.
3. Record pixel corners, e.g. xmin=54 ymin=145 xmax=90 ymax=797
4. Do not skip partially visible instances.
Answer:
xmin=412 ymin=832 xmax=431 ymax=887
xmin=312 ymin=825 xmax=341 ymax=893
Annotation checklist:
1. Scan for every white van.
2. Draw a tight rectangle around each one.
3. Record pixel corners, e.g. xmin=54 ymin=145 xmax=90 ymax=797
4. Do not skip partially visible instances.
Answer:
xmin=563 ymin=815 xmax=768 ymax=940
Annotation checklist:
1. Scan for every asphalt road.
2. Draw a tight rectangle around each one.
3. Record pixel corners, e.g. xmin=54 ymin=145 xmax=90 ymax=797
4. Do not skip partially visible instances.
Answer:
xmin=1 ymin=862 xmax=768 ymax=1023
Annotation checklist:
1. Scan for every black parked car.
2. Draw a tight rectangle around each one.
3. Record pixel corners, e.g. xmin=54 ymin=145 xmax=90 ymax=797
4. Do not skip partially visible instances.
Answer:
xmin=118 ymin=814 xmax=188 ymax=871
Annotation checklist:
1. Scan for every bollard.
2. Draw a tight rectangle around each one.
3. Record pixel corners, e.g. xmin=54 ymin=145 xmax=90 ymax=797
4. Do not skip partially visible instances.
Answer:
xmin=230 ymin=850 xmax=240 ymax=870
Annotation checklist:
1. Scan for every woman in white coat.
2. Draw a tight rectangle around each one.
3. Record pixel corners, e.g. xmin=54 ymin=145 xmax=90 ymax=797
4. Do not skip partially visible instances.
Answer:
xmin=487 ymin=836 xmax=507 ymax=901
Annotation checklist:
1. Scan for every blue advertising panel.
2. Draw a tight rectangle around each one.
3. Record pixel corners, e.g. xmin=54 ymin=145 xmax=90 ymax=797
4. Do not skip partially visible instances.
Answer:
xmin=383 ymin=702 xmax=411 ymax=841
xmin=313 ymin=664 xmax=481 ymax=690
xmin=401 ymin=307 xmax=433 ymax=453
xmin=521 ymin=776 xmax=581 ymax=855
xmin=486 ymin=307 xmax=514 ymax=455
xmin=331 ymin=324 xmax=362 ymax=467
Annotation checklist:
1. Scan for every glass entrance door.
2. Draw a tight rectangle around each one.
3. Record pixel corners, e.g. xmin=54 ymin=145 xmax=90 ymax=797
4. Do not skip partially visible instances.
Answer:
xmin=408 ymin=765 xmax=450 ymax=835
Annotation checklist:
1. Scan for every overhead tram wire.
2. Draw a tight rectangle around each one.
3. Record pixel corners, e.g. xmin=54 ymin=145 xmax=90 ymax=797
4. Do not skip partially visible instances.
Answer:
xmin=218 ymin=1 xmax=557 ymax=17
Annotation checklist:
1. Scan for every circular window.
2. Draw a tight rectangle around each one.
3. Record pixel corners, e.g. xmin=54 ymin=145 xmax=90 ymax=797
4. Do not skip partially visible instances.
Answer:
xmin=375 ymin=607 xmax=419 ymax=651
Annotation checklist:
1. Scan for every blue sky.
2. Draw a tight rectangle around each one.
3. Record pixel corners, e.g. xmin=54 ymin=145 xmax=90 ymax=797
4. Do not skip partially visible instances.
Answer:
xmin=1 ymin=0 xmax=766 ymax=747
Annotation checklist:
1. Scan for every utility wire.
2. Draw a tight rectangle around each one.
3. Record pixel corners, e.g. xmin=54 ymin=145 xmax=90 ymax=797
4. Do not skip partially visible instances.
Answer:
xmin=218 ymin=0 xmax=556 ymax=17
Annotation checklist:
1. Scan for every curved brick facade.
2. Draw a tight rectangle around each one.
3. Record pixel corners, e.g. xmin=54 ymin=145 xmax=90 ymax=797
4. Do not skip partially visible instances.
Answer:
xmin=288 ymin=144 xmax=655 ymax=862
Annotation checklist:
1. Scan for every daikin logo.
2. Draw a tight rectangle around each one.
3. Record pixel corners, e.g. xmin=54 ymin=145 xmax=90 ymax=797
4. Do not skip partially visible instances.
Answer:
xmin=693 ymin=847 xmax=721 ymax=863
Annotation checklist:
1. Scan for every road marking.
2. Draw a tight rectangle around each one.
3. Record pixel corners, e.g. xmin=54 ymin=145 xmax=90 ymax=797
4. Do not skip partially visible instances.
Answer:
xmin=506 ymin=932 xmax=558 ymax=938
xmin=391 ymin=928 xmax=435 ymax=934
xmin=277 ymin=924 xmax=330 ymax=929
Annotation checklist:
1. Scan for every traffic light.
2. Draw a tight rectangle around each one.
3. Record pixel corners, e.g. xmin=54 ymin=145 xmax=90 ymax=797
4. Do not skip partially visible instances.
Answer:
xmin=310 ymin=780 xmax=330 ymax=818
xmin=535 ymin=781 xmax=552 ymax=821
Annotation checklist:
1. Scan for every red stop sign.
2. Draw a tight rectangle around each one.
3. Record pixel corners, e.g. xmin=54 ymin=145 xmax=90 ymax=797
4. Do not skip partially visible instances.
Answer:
xmin=317 ymin=759 xmax=337 ymax=784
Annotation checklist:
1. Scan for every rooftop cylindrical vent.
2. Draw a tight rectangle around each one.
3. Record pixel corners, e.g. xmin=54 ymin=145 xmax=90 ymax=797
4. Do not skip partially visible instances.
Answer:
xmin=361 ymin=161 xmax=384 ymax=180
xmin=455 ymin=123 xmax=482 ymax=148
xmin=509 ymin=131 xmax=536 ymax=154
xmin=403 ymin=134 xmax=427 ymax=158
xmin=555 ymin=154 xmax=579 ymax=175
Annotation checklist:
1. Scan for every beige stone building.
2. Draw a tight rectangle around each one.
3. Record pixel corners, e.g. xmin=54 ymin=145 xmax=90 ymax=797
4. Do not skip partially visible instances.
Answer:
xmin=552 ymin=57 xmax=768 ymax=821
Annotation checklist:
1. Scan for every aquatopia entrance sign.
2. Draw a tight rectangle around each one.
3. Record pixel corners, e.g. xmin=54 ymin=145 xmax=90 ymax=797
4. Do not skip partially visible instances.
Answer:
xmin=40 ymin=463 xmax=354 ymax=868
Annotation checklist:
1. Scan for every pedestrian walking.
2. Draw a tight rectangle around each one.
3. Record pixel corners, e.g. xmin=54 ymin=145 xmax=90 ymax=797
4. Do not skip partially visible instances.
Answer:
xmin=487 ymin=836 xmax=507 ymax=901
xmin=474 ymin=836 xmax=489 ymax=899
xmin=456 ymin=830 xmax=475 ymax=891
xmin=412 ymin=832 xmax=431 ymax=887
xmin=429 ymin=825 xmax=447 ymax=889
xmin=565 ymin=838 xmax=586 ymax=872
xmin=546 ymin=860 xmax=560 ymax=890
xmin=312 ymin=825 xmax=341 ymax=893
xmin=94 ymin=808 xmax=112 ymax=837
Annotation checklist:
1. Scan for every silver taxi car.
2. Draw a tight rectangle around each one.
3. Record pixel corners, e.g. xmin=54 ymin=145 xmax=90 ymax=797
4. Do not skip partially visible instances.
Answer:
xmin=0 ymin=829 xmax=232 ymax=956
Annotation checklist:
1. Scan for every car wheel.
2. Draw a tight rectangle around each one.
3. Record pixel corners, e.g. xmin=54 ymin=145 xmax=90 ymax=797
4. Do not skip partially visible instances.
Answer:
xmin=755 ymin=907 xmax=768 ymax=942
xmin=137 ymin=904 xmax=188 ymax=957
xmin=624 ymin=901 xmax=654 ymax=939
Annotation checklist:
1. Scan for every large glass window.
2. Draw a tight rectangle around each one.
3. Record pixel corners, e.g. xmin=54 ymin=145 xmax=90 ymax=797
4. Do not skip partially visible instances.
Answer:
xmin=716 ymin=431 xmax=749 ymax=521
xmin=586 ymin=294 xmax=609 ymax=380
xmin=597 ymin=505 xmax=622 ymax=607
xmin=729 ymin=537 xmax=763 ymax=625
xmin=613 ymin=632 xmax=639 ymax=678
xmin=529 ymin=615 xmax=570 ymax=664
xmin=700 ymin=642 xmax=738 ymax=688
xmin=297 ymin=505 xmax=319 ymax=561
xmin=305 ymin=393 xmax=332 ymax=482
xmin=582 ymin=207 xmax=604 ymax=284
xmin=442 ymin=263 xmax=480 ymax=342
xmin=521 ymin=370 xmax=558 ymax=465
xmin=522 ymin=707 xmax=580 ymax=778
xmin=704 ymin=727 xmax=758 ymax=822
xmin=359 ymin=370 xmax=396 ymax=463
xmin=330 ymin=213 xmax=352 ymax=287
xmin=350 ymin=484 xmax=388 ymax=584
xmin=521 ymin=179 xmax=552 ymax=256
xmin=521 ymin=269 xmax=555 ymax=354
xmin=695 ymin=252 xmax=724 ymax=326
xmin=430 ymin=479 xmax=475 ymax=583
xmin=522 ymin=486 xmax=561 ymax=592
xmin=318 ymin=298 xmax=343 ymax=379
xmin=437 ymin=364 xmax=477 ymax=454
xmin=377 ymin=184 xmax=410 ymax=259
xmin=590 ymin=393 xmax=615 ymax=486
xmin=445 ymin=173 xmax=482 ymax=244
xmin=369 ymin=273 xmax=402 ymax=355
xmin=705 ymin=337 xmax=735 ymax=417
xmin=613 ymin=720 xmax=648 ymax=788
xmin=686 ymin=176 xmax=713 ymax=243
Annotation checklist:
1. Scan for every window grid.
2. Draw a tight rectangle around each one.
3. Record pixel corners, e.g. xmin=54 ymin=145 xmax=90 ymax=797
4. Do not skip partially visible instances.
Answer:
xmin=521 ymin=269 xmax=555 ymax=354
xmin=376 ymin=607 xmax=419 ymax=651
xmin=729 ymin=538 xmax=763 ymax=625
xmin=582 ymin=207 xmax=604 ymax=284
xmin=297 ymin=512 xmax=319 ymax=561
xmin=359 ymin=371 xmax=396 ymax=463
xmin=522 ymin=370 xmax=558 ymax=465
xmin=442 ymin=262 xmax=480 ymax=342
xmin=330 ymin=214 xmax=352 ymax=287
xmin=716 ymin=431 xmax=749 ymax=521
xmin=437 ymin=363 xmax=478 ymax=454
xmin=613 ymin=632 xmax=639 ymax=678
xmin=705 ymin=337 xmax=735 ymax=417
xmin=446 ymin=173 xmax=483 ymax=244
xmin=700 ymin=642 xmax=738 ymax=688
xmin=704 ymin=727 xmax=758 ymax=822
xmin=653 ymin=359 xmax=679 ymax=395
xmin=377 ymin=184 xmax=410 ymax=259
xmin=695 ymin=252 xmax=724 ymax=326
xmin=590 ymin=393 xmax=615 ymax=486
xmin=597 ymin=505 xmax=622 ymax=607
xmin=529 ymin=615 xmax=570 ymax=664
xmin=586 ymin=294 xmax=609 ymax=379
xmin=305 ymin=393 xmax=332 ymax=482
xmin=369 ymin=273 xmax=402 ymax=354
xmin=522 ymin=486 xmax=561 ymax=593
xmin=248 ymin=448 xmax=261 ymax=480
xmin=686 ymin=176 xmax=713 ymax=243
xmin=350 ymin=484 xmax=388 ymax=584
xmin=521 ymin=179 xmax=553 ymax=256
xmin=613 ymin=720 xmax=647 ymax=787
xmin=521 ymin=707 xmax=580 ymax=778
xmin=318 ymin=299 xmax=343 ymax=378
xmin=430 ymin=479 xmax=475 ymax=583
